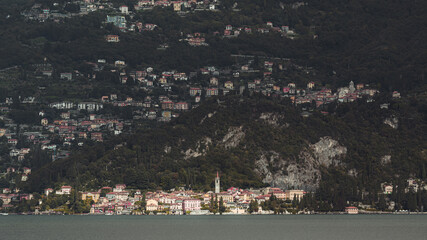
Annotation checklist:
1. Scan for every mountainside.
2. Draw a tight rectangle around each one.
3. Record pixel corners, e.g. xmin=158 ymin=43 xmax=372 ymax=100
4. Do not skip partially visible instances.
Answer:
xmin=26 ymin=93 xmax=427 ymax=206
xmin=0 ymin=0 xmax=426 ymax=93
xmin=0 ymin=0 xmax=424 ymax=211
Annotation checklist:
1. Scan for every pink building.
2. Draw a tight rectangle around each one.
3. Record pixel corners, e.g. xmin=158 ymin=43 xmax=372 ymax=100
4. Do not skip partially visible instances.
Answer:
xmin=44 ymin=188 xmax=53 ymax=196
xmin=23 ymin=167 xmax=31 ymax=174
xmin=174 ymin=102 xmax=189 ymax=111
xmin=269 ymin=188 xmax=285 ymax=200
xmin=113 ymin=184 xmax=126 ymax=192
xmin=182 ymin=199 xmax=201 ymax=212
xmin=205 ymin=88 xmax=218 ymax=97
xmin=345 ymin=206 xmax=359 ymax=214
xmin=189 ymin=87 xmax=202 ymax=96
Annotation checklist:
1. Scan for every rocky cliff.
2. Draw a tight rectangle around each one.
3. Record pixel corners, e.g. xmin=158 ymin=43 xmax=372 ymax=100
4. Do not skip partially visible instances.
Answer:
xmin=254 ymin=137 xmax=347 ymax=191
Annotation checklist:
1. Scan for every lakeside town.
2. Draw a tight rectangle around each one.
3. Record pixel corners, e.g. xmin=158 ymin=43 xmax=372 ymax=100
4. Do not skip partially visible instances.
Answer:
xmin=1 ymin=172 xmax=426 ymax=215
xmin=0 ymin=57 xmax=393 ymax=193
xmin=0 ymin=0 xmax=422 ymax=217
xmin=0 ymin=0 xmax=400 ymax=180
xmin=0 ymin=34 xmax=402 ymax=216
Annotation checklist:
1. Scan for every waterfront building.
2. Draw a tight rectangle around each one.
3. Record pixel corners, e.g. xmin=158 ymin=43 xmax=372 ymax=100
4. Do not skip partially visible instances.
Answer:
xmin=285 ymin=190 xmax=305 ymax=200
xmin=182 ymin=199 xmax=201 ymax=212
xmin=345 ymin=206 xmax=359 ymax=214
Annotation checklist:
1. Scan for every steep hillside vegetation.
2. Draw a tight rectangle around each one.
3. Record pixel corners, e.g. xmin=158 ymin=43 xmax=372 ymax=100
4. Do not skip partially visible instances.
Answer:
xmin=26 ymin=93 xmax=427 ymax=206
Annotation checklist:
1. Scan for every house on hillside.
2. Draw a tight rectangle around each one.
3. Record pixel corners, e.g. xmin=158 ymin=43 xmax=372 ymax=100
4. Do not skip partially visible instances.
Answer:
xmin=206 ymin=88 xmax=218 ymax=97
xmin=106 ymin=15 xmax=127 ymax=29
xmin=56 ymin=186 xmax=72 ymax=195
xmin=106 ymin=35 xmax=120 ymax=42
xmin=60 ymin=73 xmax=72 ymax=80
xmin=189 ymin=87 xmax=202 ymax=96
xmin=119 ymin=5 xmax=128 ymax=14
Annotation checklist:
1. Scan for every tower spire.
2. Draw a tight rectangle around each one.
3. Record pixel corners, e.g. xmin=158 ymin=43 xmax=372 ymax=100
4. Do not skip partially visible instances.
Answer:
xmin=215 ymin=171 xmax=220 ymax=194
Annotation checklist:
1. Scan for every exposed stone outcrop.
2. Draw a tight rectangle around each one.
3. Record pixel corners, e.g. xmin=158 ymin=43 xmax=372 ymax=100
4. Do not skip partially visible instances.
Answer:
xmin=182 ymin=137 xmax=212 ymax=160
xmin=221 ymin=126 xmax=245 ymax=149
xmin=259 ymin=112 xmax=289 ymax=128
xmin=384 ymin=117 xmax=398 ymax=129
xmin=311 ymin=137 xmax=347 ymax=166
xmin=381 ymin=155 xmax=392 ymax=165
xmin=181 ymin=125 xmax=245 ymax=160
xmin=348 ymin=168 xmax=358 ymax=177
xmin=254 ymin=136 xmax=347 ymax=191
xmin=164 ymin=145 xmax=171 ymax=154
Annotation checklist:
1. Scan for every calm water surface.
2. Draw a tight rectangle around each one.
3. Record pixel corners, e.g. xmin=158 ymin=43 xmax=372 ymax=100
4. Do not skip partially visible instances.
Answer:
xmin=1 ymin=215 xmax=427 ymax=240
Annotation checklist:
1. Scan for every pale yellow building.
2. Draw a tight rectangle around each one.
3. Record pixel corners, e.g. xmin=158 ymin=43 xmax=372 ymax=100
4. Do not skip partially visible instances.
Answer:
xmin=0 ymin=128 xmax=6 ymax=137
xmin=285 ymin=190 xmax=305 ymax=200
xmin=146 ymin=199 xmax=159 ymax=211
xmin=216 ymin=193 xmax=234 ymax=203
xmin=81 ymin=192 xmax=101 ymax=203
xmin=224 ymin=81 xmax=234 ymax=90
xmin=173 ymin=3 xmax=182 ymax=11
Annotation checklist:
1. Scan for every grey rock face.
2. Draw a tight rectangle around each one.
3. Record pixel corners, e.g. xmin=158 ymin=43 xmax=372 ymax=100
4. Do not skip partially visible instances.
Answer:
xmin=384 ymin=117 xmax=398 ymax=129
xmin=254 ymin=136 xmax=347 ymax=190
xmin=182 ymin=137 xmax=212 ymax=160
xmin=259 ymin=112 xmax=289 ymax=128
xmin=381 ymin=155 xmax=392 ymax=165
xmin=221 ymin=126 xmax=245 ymax=149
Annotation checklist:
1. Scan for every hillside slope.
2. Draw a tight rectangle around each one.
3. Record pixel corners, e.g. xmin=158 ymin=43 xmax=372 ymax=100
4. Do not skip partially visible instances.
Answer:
xmin=26 ymin=93 xmax=427 ymax=205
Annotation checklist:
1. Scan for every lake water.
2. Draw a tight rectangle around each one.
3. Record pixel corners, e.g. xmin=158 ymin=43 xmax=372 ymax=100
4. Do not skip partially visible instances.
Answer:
xmin=1 ymin=215 xmax=426 ymax=240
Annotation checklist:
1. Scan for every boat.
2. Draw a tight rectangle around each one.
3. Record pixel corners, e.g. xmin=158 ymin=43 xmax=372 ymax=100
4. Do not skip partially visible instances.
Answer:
xmin=0 ymin=213 xmax=9 ymax=216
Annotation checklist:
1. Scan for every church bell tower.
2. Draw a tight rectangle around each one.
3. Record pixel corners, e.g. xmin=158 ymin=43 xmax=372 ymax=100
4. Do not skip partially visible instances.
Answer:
xmin=215 ymin=171 xmax=220 ymax=194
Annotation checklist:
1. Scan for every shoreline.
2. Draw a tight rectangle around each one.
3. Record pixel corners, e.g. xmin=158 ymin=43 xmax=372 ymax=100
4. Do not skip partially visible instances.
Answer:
xmin=3 ymin=211 xmax=427 ymax=216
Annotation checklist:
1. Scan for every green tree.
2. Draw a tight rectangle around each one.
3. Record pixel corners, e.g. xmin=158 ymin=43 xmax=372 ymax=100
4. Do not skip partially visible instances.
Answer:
xmin=135 ymin=194 xmax=146 ymax=210
xmin=219 ymin=197 xmax=226 ymax=214
xmin=407 ymin=192 xmax=417 ymax=212
xmin=248 ymin=200 xmax=259 ymax=213
xmin=377 ymin=194 xmax=387 ymax=211
xmin=209 ymin=194 xmax=215 ymax=212
xmin=212 ymin=195 xmax=218 ymax=214
xmin=100 ymin=188 xmax=110 ymax=197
